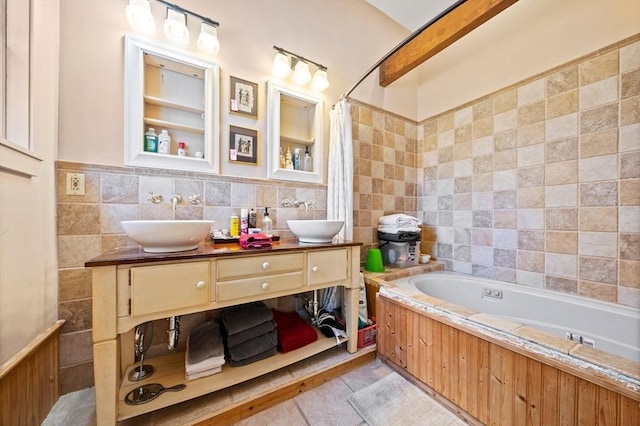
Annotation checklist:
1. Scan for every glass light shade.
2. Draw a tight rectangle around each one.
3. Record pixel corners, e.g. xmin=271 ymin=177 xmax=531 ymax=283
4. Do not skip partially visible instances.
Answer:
xmin=271 ymin=52 xmax=291 ymax=78
xmin=126 ymin=0 xmax=155 ymax=34
xmin=310 ymin=68 xmax=329 ymax=91
xmin=163 ymin=9 xmax=189 ymax=45
xmin=197 ymin=23 xmax=220 ymax=55
xmin=292 ymin=60 xmax=311 ymax=85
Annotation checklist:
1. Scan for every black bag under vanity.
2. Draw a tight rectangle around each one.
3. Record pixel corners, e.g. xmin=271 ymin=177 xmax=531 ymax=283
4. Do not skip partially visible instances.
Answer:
xmin=377 ymin=231 xmax=421 ymax=268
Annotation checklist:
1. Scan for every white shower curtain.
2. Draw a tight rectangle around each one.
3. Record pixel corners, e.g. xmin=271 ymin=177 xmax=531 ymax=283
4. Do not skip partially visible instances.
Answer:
xmin=327 ymin=99 xmax=353 ymax=241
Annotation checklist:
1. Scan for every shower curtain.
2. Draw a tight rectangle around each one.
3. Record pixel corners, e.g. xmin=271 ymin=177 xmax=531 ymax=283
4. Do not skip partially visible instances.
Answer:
xmin=327 ymin=99 xmax=353 ymax=240
xmin=323 ymin=99 xmax=353 ymax=313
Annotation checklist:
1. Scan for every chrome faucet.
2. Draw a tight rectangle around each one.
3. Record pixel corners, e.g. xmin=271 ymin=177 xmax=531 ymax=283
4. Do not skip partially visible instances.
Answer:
xmin=170 ymin=194 xmax=182 ymax=213
xmin=281 ymin=199 xmax=315 ymax=214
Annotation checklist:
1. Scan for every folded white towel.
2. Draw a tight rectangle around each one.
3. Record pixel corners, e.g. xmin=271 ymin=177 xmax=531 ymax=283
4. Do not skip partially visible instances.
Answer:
xmin=377 ymin=225 xmax=421 ymax=234
xmin=185 ymin=353 xmax=225 ymax=375
xmin=378 ymin=214 xmax=421 ymax=227
xmin=186 ymin=365 xmax=222 ymax=380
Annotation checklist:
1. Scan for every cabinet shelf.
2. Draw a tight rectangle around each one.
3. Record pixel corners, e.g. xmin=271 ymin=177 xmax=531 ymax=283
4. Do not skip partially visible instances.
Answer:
xmin=143 ymin=117 xmax=205 ymax=134
xmin=280 ymin=135 xmax=315 ymax=146
xmin=117 ymin=328 xmax=347 ymax=421
xmin=144 ymin=95 xmax=204 ymax=114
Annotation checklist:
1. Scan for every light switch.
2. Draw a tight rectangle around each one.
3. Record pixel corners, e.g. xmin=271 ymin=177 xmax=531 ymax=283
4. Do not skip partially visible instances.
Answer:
xmin=66 ymin=173 xmax=85 ymax=195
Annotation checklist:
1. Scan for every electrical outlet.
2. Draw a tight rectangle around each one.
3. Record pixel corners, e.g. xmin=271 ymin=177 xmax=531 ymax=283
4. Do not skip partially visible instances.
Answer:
xmin=66 ymin=173 xmax=85 ymax=195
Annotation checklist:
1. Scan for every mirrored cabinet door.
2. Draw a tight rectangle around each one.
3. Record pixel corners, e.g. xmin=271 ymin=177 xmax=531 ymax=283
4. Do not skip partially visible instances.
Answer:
xmin=267 ymin=81 xmax=323 ymax=183
xmin=124 ymin=34 xmax=220 ymax=173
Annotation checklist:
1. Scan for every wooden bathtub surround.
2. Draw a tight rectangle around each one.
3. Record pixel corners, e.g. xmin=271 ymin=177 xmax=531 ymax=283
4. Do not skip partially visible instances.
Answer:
xmin=0 ymin=320 xmax=65 ymax=425
xmin=86 ymin=241 xmax=362 ymax=425
xmin=377 ymin=294 xmax=640 ymax=426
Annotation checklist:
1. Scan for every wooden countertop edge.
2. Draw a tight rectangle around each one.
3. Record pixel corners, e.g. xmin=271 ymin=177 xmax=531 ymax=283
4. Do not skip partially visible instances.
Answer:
xmin=85 ymin=240 xmax=363 ymax=267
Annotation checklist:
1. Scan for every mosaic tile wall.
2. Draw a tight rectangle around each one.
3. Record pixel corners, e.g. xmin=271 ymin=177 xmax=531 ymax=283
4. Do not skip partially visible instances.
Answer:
xmin=418 ymin=36 xmax=640 ymax=308
xmin=55 ymin=161 xmax=327 ymax=393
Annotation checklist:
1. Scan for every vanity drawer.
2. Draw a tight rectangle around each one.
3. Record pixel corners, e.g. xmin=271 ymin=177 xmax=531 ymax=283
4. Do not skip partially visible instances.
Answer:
xmin=217 ymin=271 xmax=303 ymax=302
xmin=217 ymin=252 xmax=304 ymax=280
xmin=130 ymin=262 xmax=210 ymax=317
xmin=307 ymin=249 xmax=349 ymax=286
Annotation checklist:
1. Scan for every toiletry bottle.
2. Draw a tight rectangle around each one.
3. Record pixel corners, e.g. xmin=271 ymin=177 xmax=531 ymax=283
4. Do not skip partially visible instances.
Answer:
xmin=229 ymin=213 xmax=239 ymax=237
xmin=279 ymin=147 xmax=285 ymax=169
xmin=285 ymin=146 xmax=293 ymax=169
xmin=178 ymin=142 xmax=187 ymax=157
xmin=158 ymin=129 xmax=171 ymax=154
xmin=248 ymin=208 xmax=257 ymax=228
xmin=303 ymin=146 xmax=312 ymax=171
xmin=144 ymin=128 xmax=158 ymax=153
xmin=262 ymin=207 xmax=273 ymax=237
xmin=293 ymin=148 xmax=301 ymax=170
xmin=240 ymin=208 xmax=249 ymax=235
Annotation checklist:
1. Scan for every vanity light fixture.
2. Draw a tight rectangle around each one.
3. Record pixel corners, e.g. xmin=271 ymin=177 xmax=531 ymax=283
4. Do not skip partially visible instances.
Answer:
xmin=163 ymin=8 xmax=189 ymax=45
xmin=126 ymin=0 xmax=221 ymax=55
xmin=126 ymin=0 xmax=155 ymax=34
xmin=271 ymin=46 xmax=329 ymax=92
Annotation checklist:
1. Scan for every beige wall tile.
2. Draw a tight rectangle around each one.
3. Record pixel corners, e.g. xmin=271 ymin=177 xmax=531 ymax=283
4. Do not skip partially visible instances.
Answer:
xmin=621 ymin=151 xmax=640 ymax=178
xmin=580 ymin=50 xmax=618 ymax=86
xmin=59 ymin=268 xmax=92 ymax=301
xmin=619 ymin=260 xmax=640 ymax=288
xmin=579 ymin=181 xmax=618 ymax=206
xmin=494 ymin=109 xmax=517 ymax=133
xmin=546 ymin=208 xmax=578 ymax=231
xmin=545 ymin=276 xmax=577 ymax=294
xmin=546 ymin=160 xmax=577 ymax=185
xmin=579 ymin=154 xmax=618 ymax=182
xmin=620 ymin=123 xmax=640 ymax=152
xmin=60 ymin=362 xmax=94 ymax=395
xmin=472 ymin=136 xmax=493 ymax=156
xmin=621 ymin=69 xmax=640 ymax=99
xmin=620 ymin=41 xmax=640 ymax=72
xmin=518 ymin=78 xmax=545 ymax=106
xmin=494 ymin=129 xmax=517 ymax=152
xmin=620 ymin=179 xmax=640 ymax=205
xmin=518 ymin=165 xmax=544 ymax=188
xmin=517 ymin=208 xmax=544 ymax=229
xmin=517 ymin=122 xmax=545 ymax=147
xmin=579 ymin=232 xmax=618 ymax=258
xmin=546 ymin=231 xmax=578 ymax=254
xmin=517 ymin=143 xmax=545 ymax=168
xmin=579 ymin=256 xmax=617 ymax=284
xmin=517 ymin=250 xmax=544 ymax=273
xmin=59 ymin=299 xmax=92 ymax=333
xmin=60 ymin=330 xmax=93 ymax=368
xmin=547 ymin=66 xmax=578 ymax=97
xmin=546 ymin=137 xmax=578 ymax=163
xmin=473 ymin=173 xmax=494 ymax=192
xmin=518 ymin=230 xmax=544 ymax=251
xmin=518 ymin=101 xmax=545 ymax=127
xmin=494 ymin=209 xmax=516 ymax=229
xmin=494 ymin=190 xmax=516 ymax=209
xmin=493 ymin=89 xmax=517 ymax=114
xmin=518 ymin=187 xmax=544 ymax=208
xmin=546 ymin=253 xmax=577 ymax=278
xmin=57 ymin=203 xmax=100 ymax=235
xmin=621 ymin=94 xmax=640 ymax=125
xmin=494 ymin=149 xmax=516 ymax=171
xmin=580 ymin=104 xmax=618 ymax=134
xmin=579 ymin=77 xmax=618 ymax=110
xmin=438 ymin=113 xmax=454 ymax=132
xmin=579 ymin=129 xmax=618 ymax=158
xmin=578 ymin=280 xmax=617 ymax=303
xmin=545 ymin=184 xmax=577 ymax=207
xmin=547 ymin=89 xmax=578 ymax=119
xmin=57 ymin=235 xmax=102 ymax=269
xmin=580 ymin=207 xmax=618 ymax=232
xmin=102 ymin=173 xmax=139 ymax=204
xmin=546 ymin=113 xmax=578 ymax=141
xmin=618 ymin=286 xmax=640 ymax=308
xmin=620 ymin=206 xmax=640 ymax=232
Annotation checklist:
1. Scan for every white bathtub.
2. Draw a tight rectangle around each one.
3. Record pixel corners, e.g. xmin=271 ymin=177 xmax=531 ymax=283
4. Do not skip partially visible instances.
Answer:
xmin=390 ymin=271 xmax=640 ymax=362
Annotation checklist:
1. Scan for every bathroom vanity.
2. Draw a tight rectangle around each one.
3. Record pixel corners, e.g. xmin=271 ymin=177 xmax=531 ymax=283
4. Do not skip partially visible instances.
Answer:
xmin=85 ymin=240 xmax=361 ymax=425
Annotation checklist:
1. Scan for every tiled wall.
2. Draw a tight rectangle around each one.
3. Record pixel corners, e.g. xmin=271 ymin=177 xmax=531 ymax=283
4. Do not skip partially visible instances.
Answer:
xmin=418 ymin=36 xmax=640 ymax=308
xmin=55 ymin=161 xmax=327 ymax=393
xmin=350 ymin=100 xmax=419 ymax=260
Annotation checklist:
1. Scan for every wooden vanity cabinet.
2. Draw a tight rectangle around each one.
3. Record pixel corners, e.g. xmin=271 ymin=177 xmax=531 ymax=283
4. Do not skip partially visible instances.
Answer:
xmin=87 ymin=243 xmax=361 ymax=425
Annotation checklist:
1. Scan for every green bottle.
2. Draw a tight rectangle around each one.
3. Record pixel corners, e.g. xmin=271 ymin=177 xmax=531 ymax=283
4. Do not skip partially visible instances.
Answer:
xmin=144 ymin=128 xmax=158 ymax=153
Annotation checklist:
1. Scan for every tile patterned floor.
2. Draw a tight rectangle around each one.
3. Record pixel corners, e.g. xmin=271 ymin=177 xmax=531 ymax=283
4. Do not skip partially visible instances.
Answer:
xmin=43 ymin=353 xmax=466 ymax=425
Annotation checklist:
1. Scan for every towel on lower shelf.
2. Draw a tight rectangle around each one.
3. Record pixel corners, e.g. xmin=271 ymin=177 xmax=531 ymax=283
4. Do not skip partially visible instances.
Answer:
xmin=226 ymin=319 xmax=276 ymax=348
xmin=185 ymin=320 xmax=225 ymax=380
xmin=271 ymin=309 xmax=318 ymax=353
xmin=378 ymin=213 xmax=421 ymax=227
xmin=221 ymin=301 xmax=274 ymax=335
xmin=228 ymin=346 xmax=278 ymax=367
xmin=227 ymin=329 xmax=278 ymax=362
xmin=377 ymin=225 xmax=421 ymax=234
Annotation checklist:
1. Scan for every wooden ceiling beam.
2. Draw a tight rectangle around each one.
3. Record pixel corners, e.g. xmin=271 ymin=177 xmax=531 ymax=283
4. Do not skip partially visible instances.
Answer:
xmin=378 ymin=0 xmax=519 ymax=87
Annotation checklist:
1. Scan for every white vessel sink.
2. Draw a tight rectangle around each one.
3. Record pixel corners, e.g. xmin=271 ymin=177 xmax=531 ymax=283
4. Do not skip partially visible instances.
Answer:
xmin=287 ymin=220 xmax=344 ymax=244
xmin=121 ymin=220 xmax=214 ymax=253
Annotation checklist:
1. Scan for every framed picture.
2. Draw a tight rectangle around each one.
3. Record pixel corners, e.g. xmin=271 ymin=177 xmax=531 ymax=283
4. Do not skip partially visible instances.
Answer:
xmin=229 ymin=76 xmax=258 ymax=118
xmin=229 ymin=126 xmax=258 ymax=164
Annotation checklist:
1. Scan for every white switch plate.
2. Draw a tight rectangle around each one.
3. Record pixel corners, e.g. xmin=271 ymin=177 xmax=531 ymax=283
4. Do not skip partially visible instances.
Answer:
xmin=66 ymin=173 xmax=85 ymax=195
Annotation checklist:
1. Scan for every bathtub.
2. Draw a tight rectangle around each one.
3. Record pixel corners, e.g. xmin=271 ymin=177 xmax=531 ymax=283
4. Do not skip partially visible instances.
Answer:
xmin=390 ymin=271 xmax=640 ymax=362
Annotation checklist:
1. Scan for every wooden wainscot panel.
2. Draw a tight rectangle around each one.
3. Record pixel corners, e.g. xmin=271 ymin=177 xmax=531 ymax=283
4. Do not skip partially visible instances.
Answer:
xmin=376 ymin=294 xmax=640 ymax=426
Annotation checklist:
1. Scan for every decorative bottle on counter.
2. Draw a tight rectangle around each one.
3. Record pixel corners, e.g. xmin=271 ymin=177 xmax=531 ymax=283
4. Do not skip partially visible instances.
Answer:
xmin=262 ymin=207 xmax=273 ymax=237
xmin=144 ymin=128 xmax=158 ymax=153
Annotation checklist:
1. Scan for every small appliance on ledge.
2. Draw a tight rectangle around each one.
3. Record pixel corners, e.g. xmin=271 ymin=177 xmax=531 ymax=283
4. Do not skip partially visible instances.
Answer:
xmin=377 ymin=230 xmax=420 ymax=268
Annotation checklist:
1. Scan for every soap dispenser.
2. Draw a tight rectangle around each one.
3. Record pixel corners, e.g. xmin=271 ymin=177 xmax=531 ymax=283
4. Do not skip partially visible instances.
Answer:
xmin=262 ymin=207 xmax=273 ymax=237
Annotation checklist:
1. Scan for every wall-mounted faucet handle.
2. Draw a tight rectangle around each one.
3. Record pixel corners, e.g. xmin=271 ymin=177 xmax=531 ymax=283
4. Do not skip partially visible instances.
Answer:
xmin=188 ymin=194 xmax=201 ymax=205
xmin=170 ymin=194 xmax=182 ymax=213
xmin=303 ymin=200 xmax=315 ymax=214
xmin=281 ymin=199 xmax=300 ymax=207
xmin=148 ymin=192 xmax=163 ymax=204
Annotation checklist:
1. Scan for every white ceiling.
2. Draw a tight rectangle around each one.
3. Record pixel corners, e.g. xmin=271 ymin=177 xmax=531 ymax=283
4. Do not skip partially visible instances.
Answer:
xmin=366 ymin=0 xmax=460 ymax=32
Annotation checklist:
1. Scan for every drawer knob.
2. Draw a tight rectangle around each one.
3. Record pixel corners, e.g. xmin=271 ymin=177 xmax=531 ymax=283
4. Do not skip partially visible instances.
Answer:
xmin=262 ymin=262 xmax=270 ymax=269
xmin=311 ymin=266 xmax=319 ymax=273
xmin=261 ymin=282 xmax=269 ymax=290
xmin=196 ymin=280 xmax=206 ymax=289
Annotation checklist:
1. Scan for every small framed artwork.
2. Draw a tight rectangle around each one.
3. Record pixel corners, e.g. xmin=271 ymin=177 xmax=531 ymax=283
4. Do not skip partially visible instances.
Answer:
xmin=229 ymin=76 xmax=258 ymax=118
xmin=229 ymin=126 xmax=258 ymax=164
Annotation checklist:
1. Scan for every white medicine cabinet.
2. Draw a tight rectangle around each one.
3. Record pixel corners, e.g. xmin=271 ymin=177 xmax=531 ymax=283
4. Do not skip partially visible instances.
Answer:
xmin=267 ymin=81 xmax=323 ymax=183
xmin=124 ymin=34 xmax=220 ymax=173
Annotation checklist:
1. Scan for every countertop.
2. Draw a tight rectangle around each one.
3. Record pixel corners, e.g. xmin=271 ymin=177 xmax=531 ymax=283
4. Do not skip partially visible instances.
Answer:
xmin=85 ymin=239 xmax=362 ymax=267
